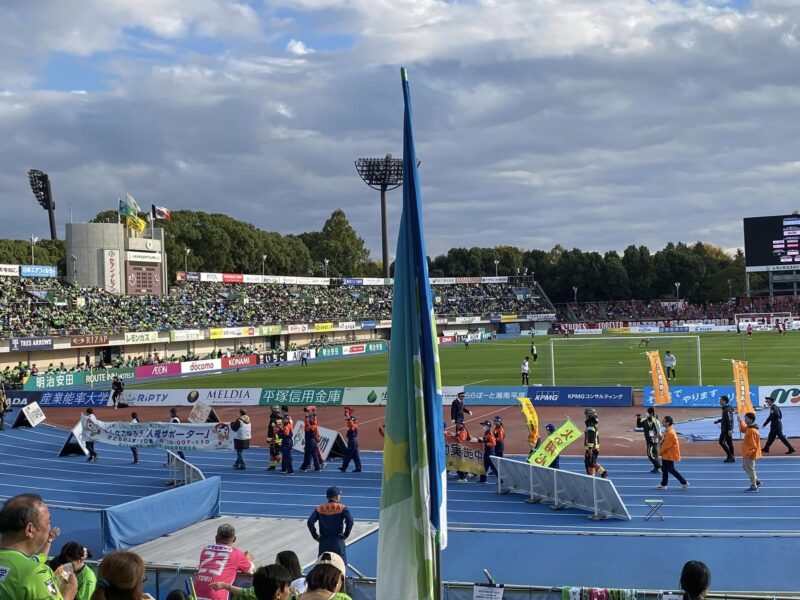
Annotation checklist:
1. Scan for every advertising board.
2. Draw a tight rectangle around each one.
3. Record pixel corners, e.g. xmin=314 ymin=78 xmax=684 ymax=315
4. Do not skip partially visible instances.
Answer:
xmin=20 ymin=265 xmax=58 ymax=278
xmin=124 ymin=331 xmax=158 ymax=344
xmin=758 ymin=386 xmax=800 ymax=407
xmin=643 ymin=385 xmax=756 ymax=407
xmin=121 ymin=388 xmax=262 ymax=406
xmin=0 ymin=264 xmax=19 ymax=277
xmin=70 ymin=334 xmax=110 ymax=347
xmin=526 ymin=386 xmax=632 ymax=407
xmin=9 ymin=336 xmax=54 ymax=352
xmin=180 ymin=359 xmax=222 ymax=374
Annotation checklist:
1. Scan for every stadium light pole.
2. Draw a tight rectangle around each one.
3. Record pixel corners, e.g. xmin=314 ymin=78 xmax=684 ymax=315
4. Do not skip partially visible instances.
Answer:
xmin=675 ymin=281 xmax=681 ymax=301
xmin=324 ymin=258 xmax=329 ymax=278
xmin=727 ymin=278 xmax=733 ymax=298
xmin=493 ymin=260 xmax=499 ymax=277
xmin=572 ymin=286 xmax=578 ymax=304
xmin=355 ymin=154 xmax=405 ymax=278
xmin=184 ymin=248 xmax=190 ymax=273
xmin=71 ymin=255 xmax=78 ymax=282
xmin=262 ymin=254 xmax=267 ymax=276
xmin=27 ymin=169 xmax=58 ymax=241
xmin=30 ymin=235 xmax=38 ymax=265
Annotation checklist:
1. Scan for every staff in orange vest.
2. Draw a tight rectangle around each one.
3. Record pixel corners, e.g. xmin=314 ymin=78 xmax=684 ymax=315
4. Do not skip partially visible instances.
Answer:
xmin=656 ymin=416 xmax=689 ymax=491
xmin=477 ymin=421 xmax=497 ymax=484
xmin=738 ymin=412 xmax=762 ymax=492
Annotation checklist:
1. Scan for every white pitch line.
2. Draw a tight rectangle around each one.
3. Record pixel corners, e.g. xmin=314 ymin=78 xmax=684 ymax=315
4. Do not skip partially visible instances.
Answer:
xmin=288 ymin=370 xmax=388 ymax=388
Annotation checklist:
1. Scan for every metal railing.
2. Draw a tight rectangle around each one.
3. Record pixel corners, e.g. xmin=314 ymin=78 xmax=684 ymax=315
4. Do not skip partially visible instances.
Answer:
xmin=165 ymin=450 xmax=205 ymax=487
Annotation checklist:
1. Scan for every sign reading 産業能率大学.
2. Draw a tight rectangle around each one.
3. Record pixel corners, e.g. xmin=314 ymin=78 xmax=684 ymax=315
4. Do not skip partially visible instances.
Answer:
xmin=80 ymin=415 xmax=233 ymax=451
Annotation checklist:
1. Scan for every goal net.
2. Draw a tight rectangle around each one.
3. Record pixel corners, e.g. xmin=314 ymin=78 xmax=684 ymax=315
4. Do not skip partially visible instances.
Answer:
xmin=549 ymin=335 xmax=701 ymax=387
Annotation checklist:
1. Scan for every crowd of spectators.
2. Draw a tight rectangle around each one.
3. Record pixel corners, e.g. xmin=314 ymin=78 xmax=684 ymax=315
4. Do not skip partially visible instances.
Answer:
xmin=0 ymin=493 xmax=712 ymax=600
xmin=0 ymin=278 xmax=552 ymax=338
xmin=561 ymin=296 xmax=800 ymax=322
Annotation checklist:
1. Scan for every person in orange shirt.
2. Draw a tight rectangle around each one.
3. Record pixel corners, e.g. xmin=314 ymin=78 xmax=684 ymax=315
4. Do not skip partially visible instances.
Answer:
xmin=493 ymin=416 xmax=506 ymax=458
xmin=449 ymin=420 xmax=470 ymax=483
xmin=656 ymin=416 xmax=689 ymax=491
xmin=738 ymin=412 xmax=762 ymax=492
xmin=477 ymin=421 xmax=497 ymax=483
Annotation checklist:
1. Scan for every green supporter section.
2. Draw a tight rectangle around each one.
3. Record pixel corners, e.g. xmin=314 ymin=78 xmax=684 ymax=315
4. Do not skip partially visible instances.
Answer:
xmin=24 ymin=367 xmax=136 ymax=391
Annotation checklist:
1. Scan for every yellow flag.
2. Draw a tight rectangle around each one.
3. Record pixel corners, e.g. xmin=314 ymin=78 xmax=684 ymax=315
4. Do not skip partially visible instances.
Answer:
xmin=528 ymin=419 xmax=580 ymax=467
xmin=126 ymin=215 xmax=146 ymax=232
xmin=647 ymin=350 xmax=671 ymax=405
xmin=732 ymin=360 xmax=755 ymax=415
xmin=518 ymin=397 xmax=539 ymax=448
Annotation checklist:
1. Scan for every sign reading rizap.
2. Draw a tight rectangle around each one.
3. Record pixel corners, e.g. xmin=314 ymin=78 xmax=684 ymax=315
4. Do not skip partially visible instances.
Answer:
xmin=124 ymin=331 xmax=158 ymax=344
xmin=758 ymin=386 xmax=800 ymax=407
xmin=259 ymin=388 xmax=344 ymax=406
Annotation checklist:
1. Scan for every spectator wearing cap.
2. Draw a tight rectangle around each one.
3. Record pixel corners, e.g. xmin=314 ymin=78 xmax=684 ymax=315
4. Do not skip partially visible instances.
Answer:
xmin=762 ymin=397 xmax=796 ymax=454
xmin=194 ymin=524 xmax=255 ymax=600
xmin=339 ymin=409 xmax=361 ymax=473
xmin=492 ymin=416 xmax=505 ymax=458
xmin=48 ymin=542 xmax=95 ymax=600
xmin=477 ymin=421 xmax=497 ymax=483
xmin=298 ymin=553 xmax=351 ymax=600
xmin=450 ymin=392 xmax=472 ymax=425
xmin=231 ymin=409 xmax=252 ymax=470
xmin=307 ymin=488 xmax=354 ymax=565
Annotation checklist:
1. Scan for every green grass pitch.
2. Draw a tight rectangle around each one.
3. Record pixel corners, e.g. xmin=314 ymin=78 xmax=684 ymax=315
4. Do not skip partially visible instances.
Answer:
xmin=129 ymin=331 xmax=799 ymax=390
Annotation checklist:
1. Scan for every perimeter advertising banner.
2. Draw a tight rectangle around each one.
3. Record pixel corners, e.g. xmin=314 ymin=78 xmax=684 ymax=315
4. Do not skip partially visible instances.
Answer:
xmin=758 ymin=386 xmax=800 ymax=407
xmin=80 ymin=415 xmax=233 ymax=451
xmin=259 ymin=388 xmax=344 ymax=406
xmin=643 ymin=385 xmax=758 ymax=407
xmin=9 ymin=336 xmax=53 ymax=352
xmin=24 ymin=368 xmax=136 ymax=391
xmin=120 ymin=388 xmax=262 ymax=406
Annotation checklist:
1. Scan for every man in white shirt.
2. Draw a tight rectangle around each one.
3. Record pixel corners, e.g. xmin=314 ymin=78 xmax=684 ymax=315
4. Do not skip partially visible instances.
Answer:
xmin=521 ymin=357 xmax=530 ymax=385
xmin=664 ymin=351 xmax=677 ymax=381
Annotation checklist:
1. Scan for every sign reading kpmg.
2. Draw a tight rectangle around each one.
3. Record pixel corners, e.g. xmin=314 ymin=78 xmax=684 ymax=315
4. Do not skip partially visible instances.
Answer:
xmin=527 ymin=386 xmax=632 ymax=407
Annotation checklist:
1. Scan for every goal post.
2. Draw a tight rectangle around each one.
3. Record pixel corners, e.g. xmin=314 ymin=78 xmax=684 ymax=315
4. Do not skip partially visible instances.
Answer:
xmin=549 ymin=335 xmax=702 ymax=387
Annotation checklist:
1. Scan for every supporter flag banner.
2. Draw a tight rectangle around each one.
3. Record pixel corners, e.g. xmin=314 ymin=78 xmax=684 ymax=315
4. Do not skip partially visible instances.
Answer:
xmin=377 ymin=68 xmax=446 ymax=600
xmin=151 ymin=204 xmax=171 ymax=221
xmin=118 ymin=197 xmax=136 ymax=218
xmin=444 ymin=439 xmax=484 ymax=475
xmin=290 ymin=421 xmax=347 ymax=461
xmin=646 ymin=351 xmax=671 ymax=405
xmin=126 ymin=215 xmax=146 ymax=233
xmin=80 ymin=415 xmax=233 ymax=451
xmin=732 ymin=360 xmax=755 ymax=415
xmin=518 ymin=397 xmax=539 ymax=448
xmin=528 ymin=419 xmax=580 ymax=467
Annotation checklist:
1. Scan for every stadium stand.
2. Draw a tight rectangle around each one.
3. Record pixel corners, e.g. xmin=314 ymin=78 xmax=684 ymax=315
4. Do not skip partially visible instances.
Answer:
xmin=0 ymin=278 xmax=552 ymax=338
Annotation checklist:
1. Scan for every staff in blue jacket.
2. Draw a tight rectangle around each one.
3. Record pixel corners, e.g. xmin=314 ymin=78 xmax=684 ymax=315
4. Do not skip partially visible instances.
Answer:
xmin=338 ymin=408 xmax=361 ymax=473
xmin=307 ymin=486 xmax=354 ymax=565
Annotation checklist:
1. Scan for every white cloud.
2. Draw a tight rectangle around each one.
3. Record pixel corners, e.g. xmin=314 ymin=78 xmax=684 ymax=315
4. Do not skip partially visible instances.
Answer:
xmin=1 ymin=0 xmax=800 ymax=259
xmin=286 ymin=39 xmax=314 ymax=55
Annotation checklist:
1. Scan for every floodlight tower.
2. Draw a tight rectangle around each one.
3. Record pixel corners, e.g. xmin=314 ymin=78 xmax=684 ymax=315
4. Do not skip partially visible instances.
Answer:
xmin=27 ymin=169 xmax=58 ymax=241
xmin=355 ymin=154 xmax=404 ymax=278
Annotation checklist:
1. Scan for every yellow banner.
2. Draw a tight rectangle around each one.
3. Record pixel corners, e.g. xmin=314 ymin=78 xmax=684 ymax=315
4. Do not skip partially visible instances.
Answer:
xmin=126 ymin=215 xmax=146 ymax=233
xmin=528 ymin=419 xmax=580 ymax=467
xmin=209 ymin=328 xmax=223 ymax=340
xmin=732 ymin=360 xmax=755 ymax=415
xmin=647 ymin=351 xmax=671 ymax=405
xmin=314 ymin=322 xmax=334 ymax=332
xmin=518 ymin=397 xmax=539 ymax=448
xmin=500 ymin=314 xmax=518 ymax=323
xmin=444 ymin=440 xmax=484 ymax=475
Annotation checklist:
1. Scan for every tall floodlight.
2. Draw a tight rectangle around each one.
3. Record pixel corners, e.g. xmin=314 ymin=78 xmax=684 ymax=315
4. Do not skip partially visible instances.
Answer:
xmin=356 ymin=154 xmax=404 ymax=278
xmin=28 ymin=169 xmax=58 ymax=240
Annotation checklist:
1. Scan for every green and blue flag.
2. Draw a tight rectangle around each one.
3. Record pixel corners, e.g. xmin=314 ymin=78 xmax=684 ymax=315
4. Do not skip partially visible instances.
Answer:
xmin=376 ymin=67 xmax=447 ymax=600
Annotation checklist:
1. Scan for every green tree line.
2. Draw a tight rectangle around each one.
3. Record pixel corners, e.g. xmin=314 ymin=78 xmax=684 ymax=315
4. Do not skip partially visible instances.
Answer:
xmin=0 ymin=209 xmax=752 ymax=304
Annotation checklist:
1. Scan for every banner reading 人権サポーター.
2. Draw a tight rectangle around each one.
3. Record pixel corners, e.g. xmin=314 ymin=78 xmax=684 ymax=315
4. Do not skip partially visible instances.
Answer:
xmin=80 ymin=416 xmax=232 ymax=451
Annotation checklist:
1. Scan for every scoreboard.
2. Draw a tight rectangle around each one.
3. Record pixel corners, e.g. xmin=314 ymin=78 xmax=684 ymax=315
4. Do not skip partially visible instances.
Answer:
xmin=744 ymin=215 xmax=800 ymax=272
xmin=125 ymin=262 xmax=162 ymax=295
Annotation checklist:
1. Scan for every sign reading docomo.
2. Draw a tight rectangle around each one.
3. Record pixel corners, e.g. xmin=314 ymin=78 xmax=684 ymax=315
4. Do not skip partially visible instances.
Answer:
xmin=124 ymin=331 xmax=158 ymax=344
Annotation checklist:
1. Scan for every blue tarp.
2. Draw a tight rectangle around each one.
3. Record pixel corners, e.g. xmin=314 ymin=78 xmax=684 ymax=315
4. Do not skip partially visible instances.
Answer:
xmin=676 ymin=409 xmax=800 ymax=441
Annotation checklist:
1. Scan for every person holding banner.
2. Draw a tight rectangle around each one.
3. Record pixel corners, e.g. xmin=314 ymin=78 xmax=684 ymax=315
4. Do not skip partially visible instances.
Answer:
xmin=493 ymin=416 xmax=505 ymax=458
xmin=656 ymin=416 xmax=689 ymax=491
xmin=738 ymin=412 xmax=762 ymax=492
xmin=762 ymin=397 xmax=796 ymax=454
xmin=300 ymin=407 xmax=323 ymax=472
xmin=636 ymin=407 xmax=661 ymax=473
xmin=714 ymin=396 xmax=736 ymax=463
xmin=84 ymin=409 xmax=98 ymax=462
xmin=339 ymin=408 xmax=361 ymax=473
xmin=450 ymin=420 xmax=470 ymax=482
xmin=130 ymin=413 xmax=140 ymax=465
xmin=477 ymin=421 xmax=497 ymax=483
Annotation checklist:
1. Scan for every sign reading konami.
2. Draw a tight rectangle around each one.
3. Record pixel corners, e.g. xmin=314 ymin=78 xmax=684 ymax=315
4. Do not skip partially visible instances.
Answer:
xmin=222 ymin=355 xmax=257 ymax=369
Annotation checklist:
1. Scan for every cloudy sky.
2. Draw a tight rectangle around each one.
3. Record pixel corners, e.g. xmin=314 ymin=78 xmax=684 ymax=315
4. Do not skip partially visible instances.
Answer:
xmin=1 ymin=0 xmax=799 ymax=258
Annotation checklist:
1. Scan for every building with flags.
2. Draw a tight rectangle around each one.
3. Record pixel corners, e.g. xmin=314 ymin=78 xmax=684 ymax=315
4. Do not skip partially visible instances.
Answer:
xmin=65 ymin=198 xmax=168 ymax=295
xmin=376 ymin=67 xmax=447 ymax=600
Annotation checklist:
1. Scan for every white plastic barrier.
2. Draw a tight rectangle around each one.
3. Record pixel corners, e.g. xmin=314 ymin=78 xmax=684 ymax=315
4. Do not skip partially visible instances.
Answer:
xmin=491 ymin=456 xmax=630 ymax=521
